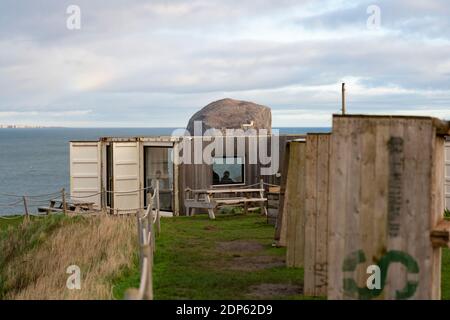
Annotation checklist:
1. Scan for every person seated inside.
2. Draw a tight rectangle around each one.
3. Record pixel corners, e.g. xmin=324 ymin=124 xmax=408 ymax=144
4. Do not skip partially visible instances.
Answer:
xmin=213 ymin=170 xmax=220 ymax=184
xmin=220 ymin=171 xmax=234 ymax=184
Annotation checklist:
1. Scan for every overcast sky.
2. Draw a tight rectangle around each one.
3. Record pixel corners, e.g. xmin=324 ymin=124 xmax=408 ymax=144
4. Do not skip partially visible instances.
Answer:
xmin=1 ymin=0 xmax=449 ymax=127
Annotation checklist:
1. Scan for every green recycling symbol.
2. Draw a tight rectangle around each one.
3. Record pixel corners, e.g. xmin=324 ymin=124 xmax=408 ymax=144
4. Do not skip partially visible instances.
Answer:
xmin=343 ymin=250 xmax=419 ymax=299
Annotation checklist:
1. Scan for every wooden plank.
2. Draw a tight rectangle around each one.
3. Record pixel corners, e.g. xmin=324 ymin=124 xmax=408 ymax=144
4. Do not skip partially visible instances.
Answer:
xmin=371 ymin=119 xmax=389 ymax=299
xmin=430 ymin=130 xmax=445 ymax=298
xmin=314 ymin=134 xmax=331 ymax=296
xmin=275 ymin=140 xmax=293 ymax=246
xmin=191 ymin=188 xmax=264 ymax=194
xmin=384 ymin=118 xmax=406 ymax=299
xmin=303 ymin=135 xmax=318 ymax=293
xmin=328 ymin=115 xmax=446 ymax=300
xmin=301 ymin=133 xmax=331 ymax=296
xmin=38 ymin=207 xmax=64 ymax=213
xmin=328 ymin=116 xmax=350 ymax=299
xmin=431 ymin=220 xmax=450 ymax=247
xmin=286 ymin=141 xmax=306 ymax=267
xmin=184 ymin=200 xmax=216 ymax=209
xmin=269 ymin=186 xmax=281 ymax=193
xmin=214 ymin=197 xmax=267 ymax=204
xmin=356 ymin=119 xmax=377 ymax=297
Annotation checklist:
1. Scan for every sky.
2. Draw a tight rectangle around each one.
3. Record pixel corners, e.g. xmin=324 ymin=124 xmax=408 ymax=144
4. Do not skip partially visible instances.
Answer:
xmin=0 ymin=0 xmax=450 ymax=127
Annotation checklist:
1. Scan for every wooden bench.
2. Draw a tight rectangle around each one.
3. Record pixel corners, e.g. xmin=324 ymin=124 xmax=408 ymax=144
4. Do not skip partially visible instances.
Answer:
xmin=38 ymin=199 xmax=95 ymax=215
xmin=184 ymin=187 xmax=267 ymax=219
xmin=37 ymin=207 xmax=64 ymax=214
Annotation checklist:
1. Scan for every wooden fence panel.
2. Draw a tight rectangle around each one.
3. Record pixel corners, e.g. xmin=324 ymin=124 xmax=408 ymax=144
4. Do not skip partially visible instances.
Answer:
xmin=303 ymin=134 xmax=331 ymax=296
xmin=285 ymin=141 xmax=306 ymax=266
xmin=328 ymin=115 xmax=449 ymax=300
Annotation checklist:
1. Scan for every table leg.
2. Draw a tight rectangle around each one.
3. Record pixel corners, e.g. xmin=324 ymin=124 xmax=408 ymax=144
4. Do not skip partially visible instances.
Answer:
xmin=260 ymin=190 xmax=268 ymax=216
xmin=206 ymin=194 xmax=216 ymax=219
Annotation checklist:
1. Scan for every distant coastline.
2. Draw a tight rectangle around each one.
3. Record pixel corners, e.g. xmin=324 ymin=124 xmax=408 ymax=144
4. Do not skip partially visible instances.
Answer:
xmin=0 ymin=124 xmax=60 ymax=129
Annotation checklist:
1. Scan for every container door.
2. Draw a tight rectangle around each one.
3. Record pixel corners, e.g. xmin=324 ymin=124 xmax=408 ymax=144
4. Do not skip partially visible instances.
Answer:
xmin=446 ymin=141 xmax=450 ymax=210
xmin=113 ymin=142 xmax=140 ymax=213
xmin=70 ymin=141 xmax=101 ymax=207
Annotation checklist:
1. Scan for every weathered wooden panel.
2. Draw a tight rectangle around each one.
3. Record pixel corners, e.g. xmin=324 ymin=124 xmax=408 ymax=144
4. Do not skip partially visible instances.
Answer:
xmin=303 ymin=134 xmax=331 ymax=297
xmin=178 ymin=134 xmax=303 ymax=216
xmin=285 ymin=141 xmax=306 ymax=266
xmin=328 ymin=115 xmax=448 ymax=300
xmin=273 ymin=137 xmax=305 ymax=245
xmin=446 ymin=141 xmax=450 ymax=210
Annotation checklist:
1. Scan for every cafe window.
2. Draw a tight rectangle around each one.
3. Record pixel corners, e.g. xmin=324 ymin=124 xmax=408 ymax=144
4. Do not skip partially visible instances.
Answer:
xmin=212 ymin=157 xmax=245 ymax=185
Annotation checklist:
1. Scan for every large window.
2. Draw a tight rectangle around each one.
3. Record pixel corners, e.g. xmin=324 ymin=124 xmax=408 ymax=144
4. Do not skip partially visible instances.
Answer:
xmin=212 ymin=157 xmax=244 ymax=185
xmin=144 ymin=147 xmax=173 ymax=211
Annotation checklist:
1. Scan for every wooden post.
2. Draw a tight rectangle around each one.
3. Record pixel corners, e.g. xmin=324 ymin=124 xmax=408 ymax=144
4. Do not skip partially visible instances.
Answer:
xmin=148 ymin=199 xmax=156 ymax=254
xmin=303 ymin=133 xmax=331 ymax=297
xmin=328 ymin=115 xmax=450 ymax=300
xmin=142 ymin=239 xmax=154 ymax=300
xmin=259 ymin=179 xmax=268 ymax=217
xmin=101 ymin=185 xmax=106 ymax=214
xmin=137 ymin=212 xmax=143 ymax=268
xmin=285 ymin=141 xmax=307 ymax=268
xmin=61 ymin=188 xmax=67 ymax=215
xmin=156 ymin=179 xmax=161 ymax=235
xmin=274 ymin=140 xmax=296 ymax=246
xmin=22 ymin=196 xmax=29 ymax=222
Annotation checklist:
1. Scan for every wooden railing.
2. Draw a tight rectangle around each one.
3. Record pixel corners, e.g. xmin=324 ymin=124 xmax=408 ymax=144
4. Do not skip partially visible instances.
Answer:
xmin=125 ymin=181 xmax=160 ymax=300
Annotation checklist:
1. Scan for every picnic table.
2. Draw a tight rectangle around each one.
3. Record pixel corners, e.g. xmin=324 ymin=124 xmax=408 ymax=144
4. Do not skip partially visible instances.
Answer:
xmin=184 ymin=187 xmax=267 ymax=219
xmin=38 ymin=198 xmax=95 ymax=214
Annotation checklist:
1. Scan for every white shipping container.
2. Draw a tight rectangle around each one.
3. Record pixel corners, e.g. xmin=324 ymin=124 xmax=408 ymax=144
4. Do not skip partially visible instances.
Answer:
xmin=112 ymin=141 xmax=141 ymax=213
xmin=70 ymin=141 xmax=101 ymax=207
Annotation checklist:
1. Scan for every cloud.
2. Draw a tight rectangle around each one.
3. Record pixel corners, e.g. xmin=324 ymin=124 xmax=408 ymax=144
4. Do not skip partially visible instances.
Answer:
xmin=0 ymin=0 xmax=449 ymax=127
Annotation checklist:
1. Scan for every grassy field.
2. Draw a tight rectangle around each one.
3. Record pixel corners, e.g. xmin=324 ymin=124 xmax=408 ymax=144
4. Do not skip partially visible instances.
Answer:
xmin=115 ymin=212 xmax=308 ymax=300
xmin=2 ymin=213 xmax=450 ymax=299
xmin=0 ymin=214 xmax=137 ymax=299
xmin=115 ymin=212 xmax=450 ymax=300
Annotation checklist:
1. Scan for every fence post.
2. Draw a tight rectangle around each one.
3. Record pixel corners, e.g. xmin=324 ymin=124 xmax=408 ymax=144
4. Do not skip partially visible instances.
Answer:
xmin=101 ymin=185 xmax=106 ymax=214
xmin=156 ymin=179 xmax=161 ymax=235
xmin=61 ymin=188 xmax=67 ymax=215
xmin=22 ymin=196 xmax=29 ymax=222
xmin=259 ymin=178 xmax=267 ymax=217
xmin=137 ymin=211 xmax=143 ymax=269
xmin=148 ymin=195 xmax=156 ymax=254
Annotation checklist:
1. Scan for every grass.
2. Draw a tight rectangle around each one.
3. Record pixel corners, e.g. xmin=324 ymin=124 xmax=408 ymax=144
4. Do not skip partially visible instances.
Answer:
xmin=2 ymin=212 xmax=450 ymax=300
xmin=0 ymin=214 xmax=137 ymax=299
xmin=442 ymin=248 xmax=450 ymax=299
xmin=0 ymin=215 xmax=27 ymax=231
xmin=115 ymin=212 xmax=309 ymax=300
xmin=444 ymin=209 xmax=450 ymax=220
xmin=115 ymin=211 xmax=450 ymax=300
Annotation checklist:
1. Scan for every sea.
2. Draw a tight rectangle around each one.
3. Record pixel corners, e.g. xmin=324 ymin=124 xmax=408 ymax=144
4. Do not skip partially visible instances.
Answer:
xmin=0 ymin=127 xmax=330 ymax=215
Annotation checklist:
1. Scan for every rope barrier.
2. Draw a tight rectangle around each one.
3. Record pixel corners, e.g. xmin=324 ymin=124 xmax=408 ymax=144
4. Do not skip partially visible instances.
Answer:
xmin=0 ymin=191 xmax=61 ymax=198
xmin=0 ymin=215 xmax=23 ymax=220
xmin=0 ymin=199 xmax=24 ymax=208
xmin=65 ymin=192 xmax=102 ymax=199
xmin=262 ymin=182 xmax=280 ymax=187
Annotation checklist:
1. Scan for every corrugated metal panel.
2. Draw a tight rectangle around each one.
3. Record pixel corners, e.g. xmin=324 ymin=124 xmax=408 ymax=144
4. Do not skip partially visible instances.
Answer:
xmin=446 ymin=141 xmax=450 ymax=210
xmin=113 ymin=142 xmax=140 ymax=213
xmin=70 ymin=141 xmax=101 ymax=207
